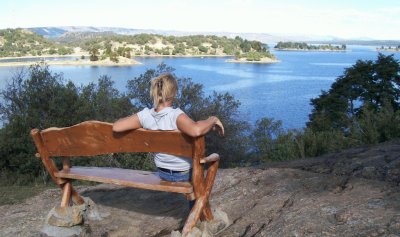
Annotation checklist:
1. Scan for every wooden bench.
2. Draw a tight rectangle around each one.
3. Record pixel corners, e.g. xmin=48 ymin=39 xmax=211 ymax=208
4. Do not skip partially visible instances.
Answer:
xmin=31 ymin=120 xmax=220 ymax=235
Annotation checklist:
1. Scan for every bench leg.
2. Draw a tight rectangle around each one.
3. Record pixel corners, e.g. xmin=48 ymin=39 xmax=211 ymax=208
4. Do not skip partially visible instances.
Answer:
xmin=183 ymin=160 xmax=220 ymax=235
xmin=71 ymin=188 xmax=85 ymax=205
xmin=61 ymin=182 xmax=72 ymax=207
xmin=182 ymin=196 xmax=206 ymax=236
xmin=60 ymin=182 xmax=85 ymax=206
xmin=201 ymin=202 xmax=213 ymax=221
xmin=200 ymin=159 xmax=219 ymax=221
xmin=185 ymin=192 xmax=196 ymax=201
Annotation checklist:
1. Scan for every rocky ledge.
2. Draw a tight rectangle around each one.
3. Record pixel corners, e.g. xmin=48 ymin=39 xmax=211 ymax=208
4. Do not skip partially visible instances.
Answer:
xmin=0 ymin=140 xmax=399 ymax=236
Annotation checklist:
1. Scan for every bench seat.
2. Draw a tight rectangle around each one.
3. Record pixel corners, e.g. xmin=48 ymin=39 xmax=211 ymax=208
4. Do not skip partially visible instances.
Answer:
xmin=55 ymin=167 xmax=193 ymax=194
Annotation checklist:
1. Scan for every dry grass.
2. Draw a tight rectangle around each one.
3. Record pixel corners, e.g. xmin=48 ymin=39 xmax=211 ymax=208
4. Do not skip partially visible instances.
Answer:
xmin=0 ymin=185 xmax=51 ymax=206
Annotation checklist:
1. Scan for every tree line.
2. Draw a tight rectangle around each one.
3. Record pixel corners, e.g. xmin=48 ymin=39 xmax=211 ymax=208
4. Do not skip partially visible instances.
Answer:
xmin=84 ymin=34 xmax=275 ymax=61
xmin=0 ymin=29 xmax=73 ymax=57
xmin=0 ymin=29 xmax=276 ymax=62
xmin=1 ymin=54 xmax=399 ymax=185
xmin=275 ymin=41 xmax=346 ymax=51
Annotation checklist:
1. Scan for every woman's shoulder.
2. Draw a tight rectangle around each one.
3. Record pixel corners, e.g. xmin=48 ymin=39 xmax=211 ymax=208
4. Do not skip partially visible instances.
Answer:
xmin=138 ymin=107 xmax=152 ymax=113
xmin=172 ymin=107 xmax=185 ymax=115
xmin=136 ymin=107 xmax=152 ymax=119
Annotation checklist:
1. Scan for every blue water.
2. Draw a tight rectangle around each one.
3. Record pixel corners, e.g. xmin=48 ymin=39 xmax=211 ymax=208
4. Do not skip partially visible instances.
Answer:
xmin=0 ymin=45 xmax=398 ymax=129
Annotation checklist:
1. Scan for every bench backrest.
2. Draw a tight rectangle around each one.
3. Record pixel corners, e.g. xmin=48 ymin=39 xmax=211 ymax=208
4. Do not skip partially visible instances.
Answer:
xmin=37 ymin=120 xmax=195 ymax=158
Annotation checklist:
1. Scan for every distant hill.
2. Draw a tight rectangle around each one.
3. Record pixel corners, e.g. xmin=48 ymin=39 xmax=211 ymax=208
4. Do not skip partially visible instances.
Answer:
xmin=0 ymin=28 xmax=73 ymax=57
xmin=0 ymin=28 xmax=276 ymax=62
xmin=24 ymin=26 xmax=343 ymax=44
xmin=27 ymin=26 xmax=400 ymax=45
xmin=29 ymin=26 xmax=142 ymax=38
xmin=309 ymin=39 xmax=400 ymax=47
xmin=28 ymin=26 xmax=281 ymax=43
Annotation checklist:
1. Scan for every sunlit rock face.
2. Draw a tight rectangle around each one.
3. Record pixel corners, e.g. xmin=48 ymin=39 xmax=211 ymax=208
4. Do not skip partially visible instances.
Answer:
xmin=1 ymin=140 xmax=400 ymax=236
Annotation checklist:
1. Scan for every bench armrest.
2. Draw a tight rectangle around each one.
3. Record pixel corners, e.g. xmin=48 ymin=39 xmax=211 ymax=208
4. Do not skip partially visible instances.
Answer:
xmin=200 ymin=153 xmax=220 ymax=164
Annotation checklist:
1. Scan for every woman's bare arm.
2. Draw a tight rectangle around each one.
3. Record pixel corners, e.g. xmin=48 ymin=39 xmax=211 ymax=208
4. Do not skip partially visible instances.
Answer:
xmin=177 ymin=114 xmax=224 ymax=137
xmin=112 ymin=114 xmax=142 ymax=132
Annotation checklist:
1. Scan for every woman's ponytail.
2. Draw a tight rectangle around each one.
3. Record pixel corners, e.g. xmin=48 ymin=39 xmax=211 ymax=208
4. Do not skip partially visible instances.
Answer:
xmin=150 ymin=73 xmax=178 ymax=108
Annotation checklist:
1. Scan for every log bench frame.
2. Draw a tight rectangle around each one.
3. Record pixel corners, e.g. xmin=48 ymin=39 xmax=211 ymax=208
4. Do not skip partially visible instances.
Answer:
xmin=31 ymin=120 xmax=220 ymax=235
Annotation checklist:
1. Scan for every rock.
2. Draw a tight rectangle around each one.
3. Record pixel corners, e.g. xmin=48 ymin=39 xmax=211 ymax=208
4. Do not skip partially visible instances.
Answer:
xmin=186 ymin=227 xmax=202 ymax=237
xmin=46 ymin=206 xmax=83 ymax=227
xmin=169 ymin=208 xmax=230 ymax=237
xmin=41 ymin=223 xmax=91 ymax=237
xmin=389 ymin=215 xmax=400 ymax=233
xmin=41 ymin=197 xmax=103 ymax=237
xmin=207 ymin=208 xmax=231 ymax=235
xmin=362 ymin=166 xmax=377 ymax=179
xmin=80 ymin=197 xmax=106 ymax=221
xmin=170 ymin=230 xmax=182 ymax=237
xmin=2 ymin=141 xmax=400 ymax=237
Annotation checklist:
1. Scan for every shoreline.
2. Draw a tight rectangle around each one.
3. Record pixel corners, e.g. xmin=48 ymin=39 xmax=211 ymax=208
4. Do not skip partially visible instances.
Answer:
xmin=0 ymin=54 xmax=233 ymax=60
xmin=274 ymin=48 xmax=346 ymax=52
xmin=0 ymin=59 xmax=142 ymax=67
xmin=133 ymin=54 xmax=232 ymax=58
xmin=376 ymin=49 xmax=400 ymax=53
xmin=0 ymin=54 xmax=86 ymax=60
xmin=0 ymin=54 xmax=283 ymax=66
xmin=0 ymin=54 xmax=234 ymax=67
xmin=226 ymin=57 xmax=280 ymax=64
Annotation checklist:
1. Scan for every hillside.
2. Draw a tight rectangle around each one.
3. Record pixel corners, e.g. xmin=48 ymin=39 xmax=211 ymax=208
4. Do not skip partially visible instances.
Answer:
xmin=28 ymin=26 xmax=400 ymax=46
xmin=0 ymin=28 xmax=73 ymax=57
xmin=0 ymin=28 xmax=277 ymax=63
xmin=57 ymin=32 xmax=276 ymax=61
xmin=1 ymin=140 xmax=399 ymax=236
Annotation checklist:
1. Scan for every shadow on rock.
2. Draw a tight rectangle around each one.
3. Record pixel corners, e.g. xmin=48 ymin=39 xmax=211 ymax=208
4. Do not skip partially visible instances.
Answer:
xmin=81 ymin=186 xmax=189 ymax=219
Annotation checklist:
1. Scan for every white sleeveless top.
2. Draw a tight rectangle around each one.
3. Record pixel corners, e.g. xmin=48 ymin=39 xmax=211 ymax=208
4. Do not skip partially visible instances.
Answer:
xmin=136 ymin=107 xmax=192 ymax=171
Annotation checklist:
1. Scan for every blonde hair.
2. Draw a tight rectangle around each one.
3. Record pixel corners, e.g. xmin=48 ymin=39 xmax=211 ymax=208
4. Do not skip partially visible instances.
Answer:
xmin=150 ymin=73 xmax=178 ymax=108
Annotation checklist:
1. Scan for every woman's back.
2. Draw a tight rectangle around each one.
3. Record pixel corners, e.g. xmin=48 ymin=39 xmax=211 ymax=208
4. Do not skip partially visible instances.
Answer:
xmin=137 ymin=107 xmax=191 ymax=171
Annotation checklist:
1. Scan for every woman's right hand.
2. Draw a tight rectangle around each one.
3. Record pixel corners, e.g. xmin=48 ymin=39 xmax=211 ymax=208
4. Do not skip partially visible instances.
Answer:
xmin=213 ymin=117 xmax=225 ymax=137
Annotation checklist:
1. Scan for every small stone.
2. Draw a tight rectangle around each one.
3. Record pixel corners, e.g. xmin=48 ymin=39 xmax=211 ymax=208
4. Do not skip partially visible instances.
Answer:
xmin=47 ymin=206 xmax=83 ymax=227
xmin=335 ymin=211 xmax=353 ymax=224
xmin=41 ymin=223 xmax=91 ymax=237
xmin=366 ymin=199 xmax=385 ymax=209
xmin=362 ymin=166 xmax=376 ymax=179
xmin=207 ymin=208 xmax=231 ymax=235
xmin=170 ymin=230 xmax=182 ymax=237
xmin=389 ymin=215 xmax=400 ymax=233
xmin=199 ymin=222 xmax=212 ymax=237
xmin=186 ymin=227 xmax=202 ymax=237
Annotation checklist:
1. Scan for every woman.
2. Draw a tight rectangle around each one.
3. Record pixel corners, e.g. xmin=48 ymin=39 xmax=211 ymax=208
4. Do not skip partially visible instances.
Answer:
xmin=113 ymin=73 xmax=224 ymax=185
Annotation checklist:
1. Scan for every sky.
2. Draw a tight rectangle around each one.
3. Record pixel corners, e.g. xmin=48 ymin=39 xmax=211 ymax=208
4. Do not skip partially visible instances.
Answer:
xmin=1 ymin=0 xmax=400 ymax=40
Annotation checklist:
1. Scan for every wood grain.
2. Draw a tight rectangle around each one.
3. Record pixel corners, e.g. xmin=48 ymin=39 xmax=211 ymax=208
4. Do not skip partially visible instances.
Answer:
xmin=55 ymin=167 xmax=193 ymax=194
xmin=31 ymin=120 xmax=221 ymax=234
xmin=40 ymin=121 xmax=194 ymax=158
xmin=30 ymin=129 xmax=65 ymax=186
xmin=61 ymin=182 xmax=72 ymax=207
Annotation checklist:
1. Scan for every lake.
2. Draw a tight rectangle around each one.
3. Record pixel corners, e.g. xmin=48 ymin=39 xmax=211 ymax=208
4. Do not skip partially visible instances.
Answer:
xmin=0 ymin=46 xmax=399 ymax=129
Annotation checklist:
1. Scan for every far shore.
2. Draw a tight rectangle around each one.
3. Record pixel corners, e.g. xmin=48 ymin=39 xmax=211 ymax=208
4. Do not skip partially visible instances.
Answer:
xmin=0 ymin=54 xmax=86 ymax=60
xmin=0 ymin=58 xmax=142 ymax=67
xmin=226 ymin=57 xmax=280 ymax=64
xmin=133 ymin=54 xmax=232 ymax=58
xmin=376 ymin=49 xmax=400 ymax=53
xmin=0 ymin=54 xmax=282 ymax=67
xmin=0 ymin=53 xmax=233 ymax=61
xmin=274 ymin=48 xmax=346 ymax=52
